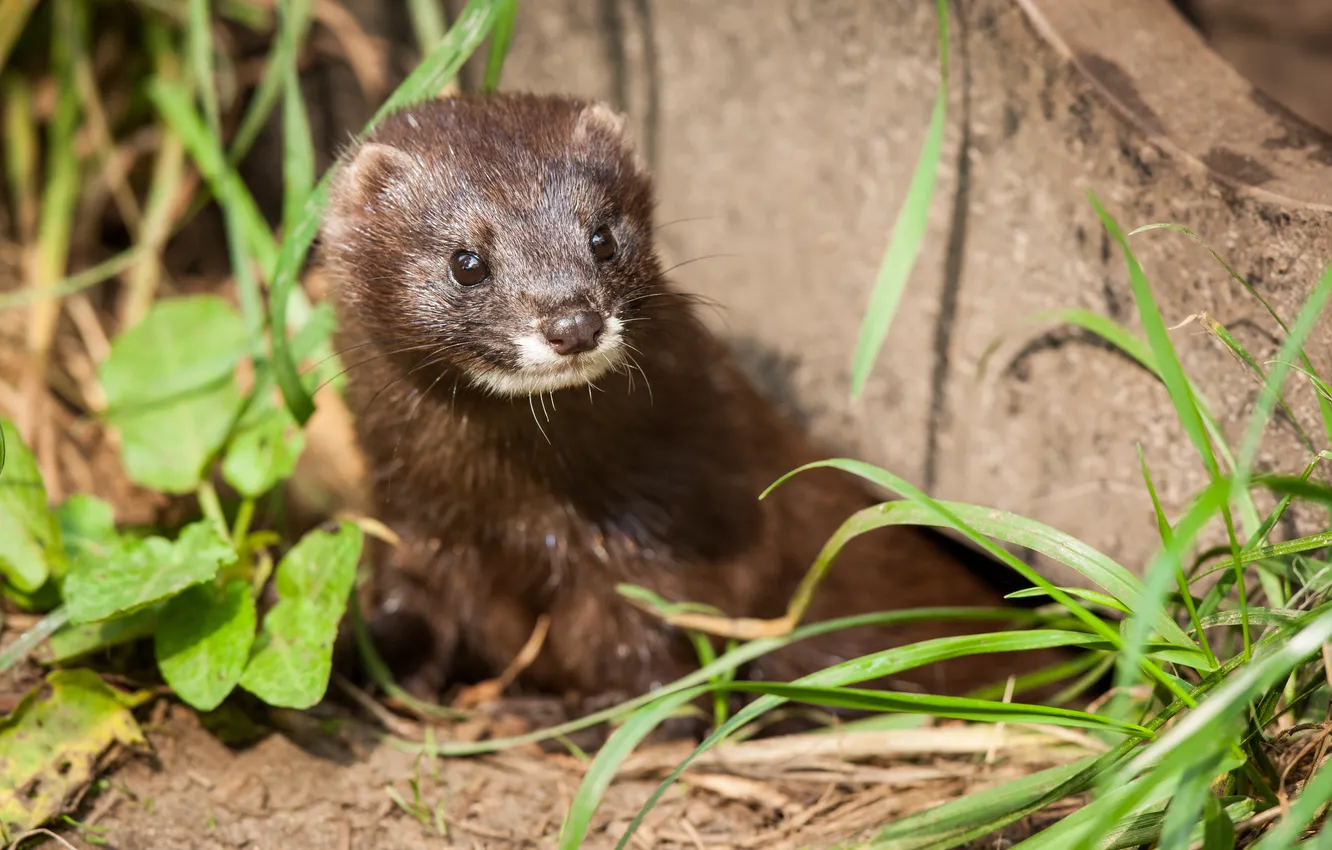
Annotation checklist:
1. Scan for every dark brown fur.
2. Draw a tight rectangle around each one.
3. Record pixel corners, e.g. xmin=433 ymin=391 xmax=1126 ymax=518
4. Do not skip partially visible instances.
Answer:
xmin=320 ymin=93 xmax=1070 ymax=710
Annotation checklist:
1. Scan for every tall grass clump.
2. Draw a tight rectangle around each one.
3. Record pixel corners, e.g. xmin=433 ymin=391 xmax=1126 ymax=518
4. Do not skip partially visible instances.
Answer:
xmin=0 ymin=0 xmax=515 ymax=838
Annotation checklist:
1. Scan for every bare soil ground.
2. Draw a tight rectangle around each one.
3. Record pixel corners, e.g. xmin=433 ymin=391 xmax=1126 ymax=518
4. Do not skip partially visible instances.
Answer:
xmin=24 ymin=697 xmax=1093 ymax=850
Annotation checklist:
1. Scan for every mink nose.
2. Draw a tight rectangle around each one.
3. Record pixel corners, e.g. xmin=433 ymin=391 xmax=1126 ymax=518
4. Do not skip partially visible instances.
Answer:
xmin=542 ymin=311 xmax=604 ymax=355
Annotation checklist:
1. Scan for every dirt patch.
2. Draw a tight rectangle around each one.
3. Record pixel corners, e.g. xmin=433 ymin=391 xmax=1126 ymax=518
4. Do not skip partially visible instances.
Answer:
xmin=23 ymin=700 xmax=1094 ymax=850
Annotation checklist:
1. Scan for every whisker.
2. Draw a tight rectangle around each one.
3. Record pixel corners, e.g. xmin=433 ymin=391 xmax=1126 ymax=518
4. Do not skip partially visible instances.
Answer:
xmin=626 ymin=352 xmax=653 ymax=406
xmin=652 ymin=214 xmax=720 ymax=232
xmin=528 ymin=393 xmax=551 ymax=444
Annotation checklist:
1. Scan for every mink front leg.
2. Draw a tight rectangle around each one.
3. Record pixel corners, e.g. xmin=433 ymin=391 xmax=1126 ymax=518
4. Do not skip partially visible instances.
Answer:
xmin=333 ymin=533 xmax=461 ymax=700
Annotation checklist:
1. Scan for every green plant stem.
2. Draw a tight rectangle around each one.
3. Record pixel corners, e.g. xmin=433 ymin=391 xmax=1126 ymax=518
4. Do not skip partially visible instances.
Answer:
xmin=1139 ymin=445 xmax=1217 ymax=669
xmin=232 ymin=498 xmax=255 ymax=543
xmin=0 ymin=606 xmax=69 ymax=673
xmin=196 ymin=480 xmax=231 ymax=544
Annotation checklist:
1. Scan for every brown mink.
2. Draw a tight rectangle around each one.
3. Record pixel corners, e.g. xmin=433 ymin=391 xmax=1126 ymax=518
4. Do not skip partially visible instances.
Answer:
xmin=319 ymin=92 xmax=1071 ymax=712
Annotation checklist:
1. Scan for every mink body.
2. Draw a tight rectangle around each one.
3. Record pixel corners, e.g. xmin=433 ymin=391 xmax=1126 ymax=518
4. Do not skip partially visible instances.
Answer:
xmin=321 ymin=93 xmax=1067 ymax=708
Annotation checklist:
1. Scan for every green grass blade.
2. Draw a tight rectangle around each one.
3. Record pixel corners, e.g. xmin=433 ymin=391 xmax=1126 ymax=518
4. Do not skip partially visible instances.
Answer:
xmin=821 ymin=497 xmax=1196 ymax=650
xmin=718 ymin=682 xmax=1151 ymax=736
xmin=1018 ymin=748 xmax=1245 ymax=850
xmin=32 ymin=0 xmax=85 ymax=344
xmin=1090 ymin=191 xmax=1252 ymax=660
xmin=0 ymin=0 xmax=37 ymax=72
xmin=1204 ymin=315 xmax=1314 ymax=454
xmin=1157 ymin=752 xmax=1225 ymax=850
xmin=1132 ymin=221 xmax=1332 ymax=447
xmin=1235 ymin=261 xmax=1332 ymax=485
xmin=147 ymin=77 xmax=277 ymax=276
xmin=407 ymin=0 xmax=448 ymax=54
xmin=482 ymin=0 xmax=518 ymax=91
xmin=866 ymin=757 xmax=1097 ymax=849
xmin=0 ymin=607 xmax=69 ymax=674
xmin=1004 ymin=586 xmax=1129 ymax=614
xmin=1138 ymin=447 xmax=1216 ymax=668
xmin=1120 ymin=609 xmax=1332 ymax=786
xmin=557 ymin=685 xmax=707 ymax=850
xmin=979 ymin=306 xmax=1261 ymax=536
xmin=848 ymin=0 xmax=948 ymax=398
xmin=406 ymin=607 xmax=1045 ymax=758
xmin=226 ymin=0 xmax=312 ymax=164
xmin=269 ymin=0 xmax=505 ymax=424
xmin=765 ymin=460 xmax=1174 ymax=668
xmin=280 ymin=0 xmax=315 ymax=235
xmin=2 ymin=74 xmax=35 ymax=239
xmin=1090 ymin=194 xmax=1217 ymax=478
xmin=609 ymin=629 xmax=1119 ymax=850
xmin=1138 ymin=445 xmax=1173 ymax=546
xmin=147 ymin=77 xmax=273 ymax=341
xmin=1117 ymin=479 xmax=1228 ymax=695
xmin=820 ymin=500 xmax=1209 ymax=660
xmin=187 ymin=0 xmax=221 ymax=135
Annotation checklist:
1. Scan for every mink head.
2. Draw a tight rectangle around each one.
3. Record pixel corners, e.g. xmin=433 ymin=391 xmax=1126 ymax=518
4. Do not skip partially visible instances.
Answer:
xmin=321 ymin=93 xmax=662 ymax=397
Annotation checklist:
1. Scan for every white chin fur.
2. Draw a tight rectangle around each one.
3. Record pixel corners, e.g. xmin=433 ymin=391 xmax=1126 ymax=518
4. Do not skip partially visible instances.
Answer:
xmin=469 ymin=316 xmax=626 ymax=396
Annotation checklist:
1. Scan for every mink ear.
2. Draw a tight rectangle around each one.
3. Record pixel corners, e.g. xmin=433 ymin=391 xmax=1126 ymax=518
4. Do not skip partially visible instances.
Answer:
xmin=574 ymin=101 xmax=648 ymax=175
xmin=325 ymin=142 xmax=422 ymax=239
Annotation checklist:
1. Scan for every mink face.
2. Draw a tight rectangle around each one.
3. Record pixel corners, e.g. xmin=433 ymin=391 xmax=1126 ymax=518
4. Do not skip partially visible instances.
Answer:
xmin=323 ymin=95 xmax=661 ymax=397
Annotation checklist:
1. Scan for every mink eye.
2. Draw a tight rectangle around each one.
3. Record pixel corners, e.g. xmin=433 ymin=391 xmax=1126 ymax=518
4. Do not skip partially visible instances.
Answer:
xmin=449 ymin=250 xmax=490 ymax=286
xmin=589 ymin=225 xmax=617 ymax=262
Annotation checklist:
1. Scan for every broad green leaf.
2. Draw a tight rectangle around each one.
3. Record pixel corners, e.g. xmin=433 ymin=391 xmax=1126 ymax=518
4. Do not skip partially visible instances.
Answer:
xmin=55 ymin=493 xmax=117 ymax=572
xmin=99 ymin=296 xmax=247 ymax=493
xmin=63 ymin=521 xmax=234 ymax=624
xmin=0 ymin=669 xmax=147 ymax=838
xmin=0 ymin=511 xmax=49 ymax=595
xmin=848 ymin=0 xmax=949 ymax=398
xmin=221 ymin=405 xmax=306 ymax=498
xmin=156 ymin=580 xmax=256 ymax=711
xmin=47 ymin=606 xmax=160 ymax=664
xmin=240 ymin=521 xmax=362 ymax=708
xmin=113 ymin=379 xmax=241 ymax=494
xmin=99 ymin=295 xmax=247 ymax=409
xmin=0 ymin=418 xmax=60 ymax=591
